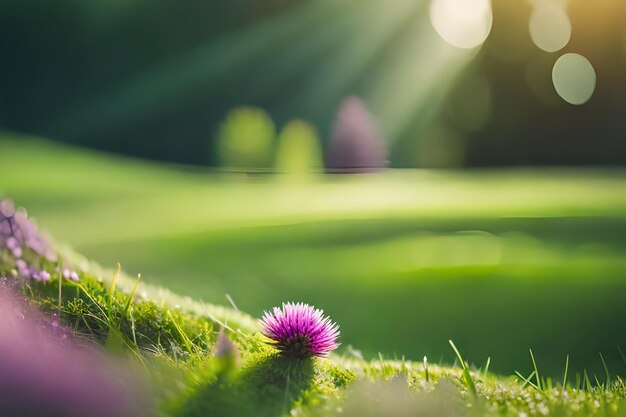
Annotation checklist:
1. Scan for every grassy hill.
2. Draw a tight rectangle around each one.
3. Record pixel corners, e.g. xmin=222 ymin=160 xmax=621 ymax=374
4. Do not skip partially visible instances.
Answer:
xmin=2 ymin=133 xmax=626 ymax=416
xmin=2 ymin=134 xmax=626 ymax=377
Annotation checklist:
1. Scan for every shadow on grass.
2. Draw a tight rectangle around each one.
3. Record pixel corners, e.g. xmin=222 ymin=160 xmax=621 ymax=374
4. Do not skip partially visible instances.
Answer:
xmin=180 ymin=354 xmax=315 ymax=417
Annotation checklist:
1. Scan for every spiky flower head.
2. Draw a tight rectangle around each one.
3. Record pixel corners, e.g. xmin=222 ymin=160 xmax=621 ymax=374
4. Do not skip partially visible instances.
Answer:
xmin=260 ymin=302 xmax=340 ymax=358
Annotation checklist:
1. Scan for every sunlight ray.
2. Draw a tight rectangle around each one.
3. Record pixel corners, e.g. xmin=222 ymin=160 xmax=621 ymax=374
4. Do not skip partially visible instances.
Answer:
xmin=364 ymin=4 xmax=480 ymax=146
xmin=44 ymin=0 xmax=343 ymax=138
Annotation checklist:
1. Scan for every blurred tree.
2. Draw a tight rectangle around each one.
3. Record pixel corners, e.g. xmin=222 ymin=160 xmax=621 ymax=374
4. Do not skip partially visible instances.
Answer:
xmin=275 ymin=120 xmax=323 ymax=177
xmin=327 ymin=97 xmax=388 ymax=173
xmin=216 ymin=107 xmax=275 ymax=170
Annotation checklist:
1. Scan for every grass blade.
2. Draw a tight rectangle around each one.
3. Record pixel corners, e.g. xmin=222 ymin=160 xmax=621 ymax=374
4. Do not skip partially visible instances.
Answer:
xmin=515 ymin=370 xmax=539 ymax=390
xmin=123 ymin=273 xmax=142 ymax=316
xmin=167 ymin=310 xmax=194 ymax=355
xmin=483 ymin=356 xmax=491 ymax=380
xmin=109 ymin=263 xmax=121 ymax=306
xmin=129 ymin=305 xmax=138 ymax=346
xmin=599 ymin=352 xmax=611 ymax=388
xmin=562 ymin=354 xmax=569 ymax=389
xmin=529 ymin=349 xmax=543 ymax=391
xmin=594 ymin=374 xmax=602 ymax=388
xmin=378 ymin=352 xmax=392 ymax=377
xmin=618 ymin=346 xmax=626 ymax=367
xmin=226 ymin=294 xmax=239 ymax=311
xmin=583 ymin=369 xmax=592 ymax=391
xmin=57 ymin=266 xmax=63 ymax=316
xmin=449 ymin=340 xmax=477 ymax=396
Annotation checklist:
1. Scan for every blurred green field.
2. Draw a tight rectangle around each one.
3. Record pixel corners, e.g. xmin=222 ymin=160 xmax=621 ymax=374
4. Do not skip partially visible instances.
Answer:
xmin=2 ymin=134 xmax=626 ymax=376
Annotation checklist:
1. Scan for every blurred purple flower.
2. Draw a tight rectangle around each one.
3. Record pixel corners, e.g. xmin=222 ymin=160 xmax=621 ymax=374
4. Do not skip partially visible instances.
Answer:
xmin=6 ymin=236 xmax=22 ymax=257
xmin=13 ymin=210 xmax=56 ymax=260
xmin=327 ymin=96 xmax=388 ymax=173
xmin=0 ymin=198 xmax=16 ymax=218
xmin=15 ymin=259 xmax=50 ymax=282
xmin=215 ymin=329 xmax=239 ymax=361
xmin=0 ymin=284 xmax=151 ymax=417
xmin=260 ymin=302 xmax=340 ymax=358
xmin=0 ymin=199 xmax=51 ymax=259
xmin=63 ymin=268 xmax=80 ymax=282
xmin=1 ymin=197 xmax=78 ymax=281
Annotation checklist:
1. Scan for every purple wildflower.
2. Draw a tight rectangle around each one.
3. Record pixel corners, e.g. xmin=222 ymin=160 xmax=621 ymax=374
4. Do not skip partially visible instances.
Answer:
xmin=63 ymin=268 xmax=80 ymax=282
xmin=0 ymin=199 xmax=51 ymax=261
xmin=0 ymin=198 xmax=15 ymax=218
xmin=215 ymin=329 xmax=239 ymax=362
xmin=0 ymin=197 xmax=78 ymax=281
xmin=6 ymin=236 xmax=22 ymax=257
xmin=15 ymin=259 xmax=50 ymax=282
xmin=260 ymin=302 xmax=340 ymax=358
xmin=0 ymin=286 xmax=151 ymax=417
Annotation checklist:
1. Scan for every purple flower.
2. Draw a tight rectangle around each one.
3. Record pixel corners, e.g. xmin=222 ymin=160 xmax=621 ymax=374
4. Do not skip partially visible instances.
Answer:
xmin=6 ymin=236 xmax=22 ymax=258
xmin=13 ymin=210 xmax=51 ymax=258
xmin=0 ymin=285 xmax=151 ymax=417
xmin=0 ymin=199 xmax=51 ymax=258
xmin=260 ymin=302 xmax=340 ymax=358
xmin=15 ymin=259 xmax=50 ymax=282
xmin=0 ymin=198 xmax=15 ymax=218
xmin=63 ymin=268 xmax=80 ymax=282
xmin=36 ymin=270 xmax=51 ymax=281
xmin=0 ymin=197 xmax=78 ymax=282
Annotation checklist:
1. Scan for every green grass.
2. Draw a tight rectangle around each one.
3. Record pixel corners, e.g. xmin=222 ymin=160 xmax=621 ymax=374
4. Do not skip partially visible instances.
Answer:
xmin=2 ymin=133 xmax=626 ymax=378
xmin=7 ymin=263 xmax=626 ymax=417
xmin=2 ymin=133 xmax=626 ymax=415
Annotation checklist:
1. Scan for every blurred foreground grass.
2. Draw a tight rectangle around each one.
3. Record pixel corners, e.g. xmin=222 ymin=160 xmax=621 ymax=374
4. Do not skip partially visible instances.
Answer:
xmin=1 ymin=134 xmax=626 ymax=376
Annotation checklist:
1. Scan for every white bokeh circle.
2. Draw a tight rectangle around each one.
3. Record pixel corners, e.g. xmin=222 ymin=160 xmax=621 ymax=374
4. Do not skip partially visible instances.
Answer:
xmin=552 ymin=53 xmax=596 ymax=105
xmin=429 ymin=0 xmax=493 ymax=49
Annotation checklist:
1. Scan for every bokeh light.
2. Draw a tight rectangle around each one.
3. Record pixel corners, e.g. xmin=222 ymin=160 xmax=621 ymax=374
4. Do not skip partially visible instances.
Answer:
xmin=429 ymin=0 xmax=493 ymax=49
xmin=529 ymin=0 xmax=571 ymax=53
xmin=552 ymin=53 xmax=596 ymax=105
